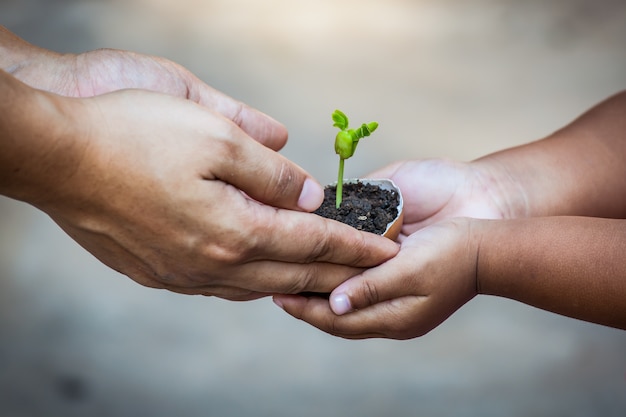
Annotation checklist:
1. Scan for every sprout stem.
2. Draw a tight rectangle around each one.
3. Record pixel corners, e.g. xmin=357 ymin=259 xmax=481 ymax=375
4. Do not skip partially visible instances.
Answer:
xmin=336 ymin=158 xmax=345 ymax=208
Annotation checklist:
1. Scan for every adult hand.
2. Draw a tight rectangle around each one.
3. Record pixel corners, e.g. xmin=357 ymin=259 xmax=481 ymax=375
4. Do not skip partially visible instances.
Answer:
xmin=273 ymin=218 xmax=478 ymax=339
xmin=10 ymin=85 xmax=398 ymax=301
xmin=3 ymin=26 xmax=285 ymax=150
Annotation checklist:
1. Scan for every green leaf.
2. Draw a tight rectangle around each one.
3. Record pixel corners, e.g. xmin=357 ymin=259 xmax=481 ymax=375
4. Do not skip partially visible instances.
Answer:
xmin=332 ymin=109 xmax=349 ymax=130
xmin=351 ymin=122 xmax=377 ymax=139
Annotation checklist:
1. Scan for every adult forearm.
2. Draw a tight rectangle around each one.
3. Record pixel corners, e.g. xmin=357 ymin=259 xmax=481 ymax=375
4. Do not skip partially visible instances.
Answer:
xmin=477 ymin=216 xmax=626 ymax=329
xmin=0 ymin=70 xmax=80 ymax=204
xmin=474 ymin=91 xmax=626 ymax=219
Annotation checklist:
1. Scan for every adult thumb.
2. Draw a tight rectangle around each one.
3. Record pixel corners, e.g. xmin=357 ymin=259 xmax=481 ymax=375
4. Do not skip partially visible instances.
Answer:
xmin=213 ymin=135 xmax=324 ymax=212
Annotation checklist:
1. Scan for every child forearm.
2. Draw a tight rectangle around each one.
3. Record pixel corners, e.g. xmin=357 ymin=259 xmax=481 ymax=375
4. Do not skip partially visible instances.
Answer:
xmin=477 ymin=216 xmax=626 ymax=329
xmin=474 ymin=91 xmax=626 ymax=219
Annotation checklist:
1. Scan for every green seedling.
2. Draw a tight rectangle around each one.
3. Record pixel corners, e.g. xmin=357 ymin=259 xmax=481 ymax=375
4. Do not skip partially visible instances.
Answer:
xmin=332 ymin=109 xmax=379 ymax=208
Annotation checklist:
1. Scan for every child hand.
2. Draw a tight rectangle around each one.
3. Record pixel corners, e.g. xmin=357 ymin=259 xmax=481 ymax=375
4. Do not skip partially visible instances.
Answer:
xmin=273 ymin=218 xmax=479 ymax=339
xmin=367 ymin=159 xmax=515 ymax=240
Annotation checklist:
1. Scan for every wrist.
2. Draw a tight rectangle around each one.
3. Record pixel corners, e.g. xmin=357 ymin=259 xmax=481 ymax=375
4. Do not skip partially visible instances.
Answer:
xmin=0 ymin=26 xmax=73 ymax=93
xmin=0 ymin=71 xmax=86 ymax=207
xmin=470 ymin=157 xmax=531 ymax=219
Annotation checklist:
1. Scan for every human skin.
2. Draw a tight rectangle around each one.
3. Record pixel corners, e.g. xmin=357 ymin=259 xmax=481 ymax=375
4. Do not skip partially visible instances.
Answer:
xmin=0 ymin=25 xmax=285 ymax=148
xmin=0 ymin=28 xmax=399 ymax=300
xmin=274 ymin=91 xmax=626 ymax=338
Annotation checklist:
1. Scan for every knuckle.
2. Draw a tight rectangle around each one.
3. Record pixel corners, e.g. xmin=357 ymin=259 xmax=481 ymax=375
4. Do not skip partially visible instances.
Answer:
xmin=359 ymin=279 xmax=381 ymax=307
xmin=200 ymin=214 xmax=261 ymax=266
xmin=302 ymin=225 xmax=333 ymax=263
xmin=352 ymin=233 xmax=384 ymax=266
xmin=264 ymin=160 xmax=300 ymax=203
xmin=202 ymin=241 xmax=247 ymax=265
xmin=284 ymin=266 xmax=320 ymax=294
xmin=209 ymin=122 xmax=243 ymax=166
xmin=229 ymin=102 xmax=246 ymax=128
xmin=334 ymin=230 xmax=371 ymax=266
xmin=327 ymin=316 xmax=345 ymax=337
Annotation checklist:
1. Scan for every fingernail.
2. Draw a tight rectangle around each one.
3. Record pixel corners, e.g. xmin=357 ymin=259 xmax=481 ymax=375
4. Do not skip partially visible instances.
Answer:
xmin=272 ymin=296 xmax=284 ymax=309
xmin=297 ymin=178 xmax=324 ymax=211
xmin=330 ymin=293 xmax=352 ymax=315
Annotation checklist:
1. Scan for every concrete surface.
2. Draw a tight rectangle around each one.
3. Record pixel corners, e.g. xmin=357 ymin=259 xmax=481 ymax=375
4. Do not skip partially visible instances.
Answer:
xmin=1 ymin=0 xmax=626 ymax=416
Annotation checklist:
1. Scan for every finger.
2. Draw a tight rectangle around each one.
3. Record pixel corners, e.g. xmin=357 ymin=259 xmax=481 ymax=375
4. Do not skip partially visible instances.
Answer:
xmin=327 ymin=247 xmax=415 ymax=315
xmin=228 ymin=260 xmax=363 ymax=295
xmin=237 ymin=201 xmax=400 ymax=268
xmin=162 ymin=284 xmax=269 ymax=301
xmin=273 ymin=294 xmax=425 ymax=340
xmin=194 ymin=84 xmax=288 ymax=151
xmin=209 ymin=134 xmax=323 ymax=212
xmin=145 ymin=259 xmax=366 ymax=296
xmin=231 ymin=105 xmax=288 ymax=152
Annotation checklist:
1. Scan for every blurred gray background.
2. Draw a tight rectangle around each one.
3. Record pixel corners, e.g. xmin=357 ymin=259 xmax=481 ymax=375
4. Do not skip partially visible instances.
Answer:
xmin=1 ymin=0 xmax=626 ymax=416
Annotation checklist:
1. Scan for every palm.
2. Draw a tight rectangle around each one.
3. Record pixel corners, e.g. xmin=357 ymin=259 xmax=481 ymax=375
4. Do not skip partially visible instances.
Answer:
xmin=369 ymin=159 xmax=506 ymax=238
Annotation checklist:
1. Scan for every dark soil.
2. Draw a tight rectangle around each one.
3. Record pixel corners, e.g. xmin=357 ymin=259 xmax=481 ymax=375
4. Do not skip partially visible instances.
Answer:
xmin=314 ymin=181 xmax=399 ymax=235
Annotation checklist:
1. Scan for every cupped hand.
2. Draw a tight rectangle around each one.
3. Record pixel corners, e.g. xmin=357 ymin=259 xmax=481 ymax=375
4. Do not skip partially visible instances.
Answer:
xmin=367 ymin=159 xmax=515 ymax=240
xmin=32 ymin=89 xmax=398 ymax=300
xmin=13 ymin=46 xmax=287 ymax=150
xmin=273 ymin=218 xmax=479 ymax=339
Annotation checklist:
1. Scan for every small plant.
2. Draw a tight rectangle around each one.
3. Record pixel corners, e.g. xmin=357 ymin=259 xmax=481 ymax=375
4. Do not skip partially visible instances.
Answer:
xmin=332 ymin=109 xmax=379 ymax=208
